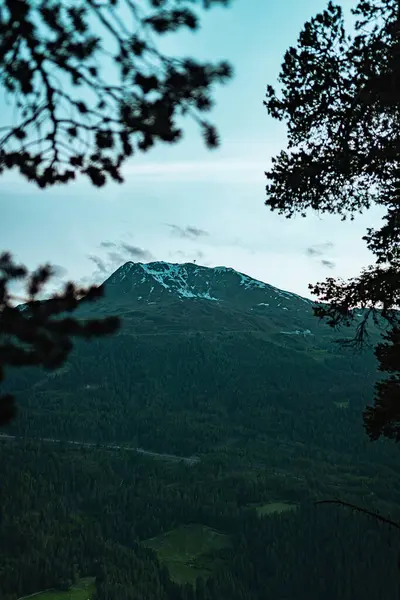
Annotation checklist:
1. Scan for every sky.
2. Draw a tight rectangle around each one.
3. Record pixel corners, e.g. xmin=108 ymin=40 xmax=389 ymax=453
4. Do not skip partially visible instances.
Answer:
xmin=1 ymin=0 xmax=384 ymax=299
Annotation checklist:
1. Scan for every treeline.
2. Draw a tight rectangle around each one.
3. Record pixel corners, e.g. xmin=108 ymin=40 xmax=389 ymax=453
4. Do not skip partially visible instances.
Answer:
xmin=1 ymin=440 xmax=399 ymax=600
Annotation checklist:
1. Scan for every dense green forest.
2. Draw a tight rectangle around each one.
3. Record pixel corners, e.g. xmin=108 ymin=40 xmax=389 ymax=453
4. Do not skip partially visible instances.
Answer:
xmin=1 ymin=439 xmax=400 ymax=600
xmin=2 ymin=270 xmax=400 ymax=599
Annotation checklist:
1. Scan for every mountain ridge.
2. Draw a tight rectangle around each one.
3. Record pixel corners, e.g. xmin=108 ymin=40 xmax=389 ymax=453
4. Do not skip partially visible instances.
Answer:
xmin=90 ymin=260 xmax=370 ymax=343
xmin=102 ymin=260 xmax=314 ymax=308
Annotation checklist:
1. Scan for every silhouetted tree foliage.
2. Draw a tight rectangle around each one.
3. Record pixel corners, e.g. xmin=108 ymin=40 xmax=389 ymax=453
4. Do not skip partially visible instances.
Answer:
xmin=0 ymin=0 xmax=233 ymax=187
xmin=264 ymin=0 xmax=400 ymax=442
xmin=0 ymin=253 xmax=120 ymax=425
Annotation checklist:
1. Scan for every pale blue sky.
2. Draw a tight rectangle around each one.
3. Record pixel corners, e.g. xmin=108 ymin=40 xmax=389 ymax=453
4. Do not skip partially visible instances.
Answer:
xmin=2 ymin=0 xmax=382 ymax=298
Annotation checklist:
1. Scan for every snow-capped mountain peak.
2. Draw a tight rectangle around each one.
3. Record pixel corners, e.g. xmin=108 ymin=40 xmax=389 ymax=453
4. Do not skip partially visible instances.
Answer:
xmin=102 ymin=261 xmax=313 ymax=314
xmin=107 ymin=261 xmax=219 ymax=301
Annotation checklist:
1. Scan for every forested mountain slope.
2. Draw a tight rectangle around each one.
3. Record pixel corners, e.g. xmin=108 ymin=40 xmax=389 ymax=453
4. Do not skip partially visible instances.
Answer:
xmin=2 ymin=262 xmax=400 ymax=600
xmin=6 ymin=261 xmax=380 ymax=455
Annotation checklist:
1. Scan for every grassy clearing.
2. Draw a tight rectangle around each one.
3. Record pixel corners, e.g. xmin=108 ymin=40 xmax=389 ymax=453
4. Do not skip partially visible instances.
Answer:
xmin=252 ymin=501 xmax=298 ymax=516
xmin=143 ymin=523 xmax=230 ymax=585
xmin=19 ymin=577 xmax=95 ymax=600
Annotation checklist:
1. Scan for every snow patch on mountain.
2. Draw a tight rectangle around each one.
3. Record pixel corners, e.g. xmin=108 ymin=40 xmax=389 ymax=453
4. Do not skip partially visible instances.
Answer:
xmin=270 ymin=287 xmax=312 ymax=305
xmin=107 ymin=261 xmax=314 ymax=309
xmin=116 ymin=262 xmax=136 ymax=282
xmin=138 ymin=262 xmax=218 ymax=300
xmin=238 ymin=273 xmax=267 ymax=290
xmin=178 ymin=289 xmax=218 ymax=301
xmin=281 ymin=329 xmax=313 ymax=336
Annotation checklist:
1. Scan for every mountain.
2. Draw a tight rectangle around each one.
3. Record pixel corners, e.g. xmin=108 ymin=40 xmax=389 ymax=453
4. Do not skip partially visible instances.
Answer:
xmin=6 ymin=260 xmax=382 ymax=460
xmin=72 ymin=260 xmax=377 ymax=364
xmin=79 ymin=260 xmax=342 ymax=338
xmin=3 ymin=262 xmax=400 ymax=584
xmin=101 ymin=260 xmax=312 ymax=308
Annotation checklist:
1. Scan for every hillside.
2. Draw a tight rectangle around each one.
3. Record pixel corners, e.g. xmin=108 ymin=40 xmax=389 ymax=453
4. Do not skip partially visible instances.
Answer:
xmin=5 ymin=262 xmax=383 ymax=458
xmin=2 ymin=262 xmax=400 ymax=600
xmin=4 ymin=261 xmax=395 ymax=482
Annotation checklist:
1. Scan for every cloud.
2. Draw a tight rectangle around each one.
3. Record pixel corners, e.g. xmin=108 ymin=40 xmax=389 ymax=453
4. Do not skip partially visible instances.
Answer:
xmin=86 ymin=241 xmax=154 ymax=285
xmin=107 ymin=250 xmax=126 ymax=266
xmin=306 ymin=247 xmax=322 ymax=257
xmin=305 ymin=242 xmax=336 ymax=270
xmin=186 ymin=226 xmax=209 ymax=238
xmin=105 ymin=245 xmax=154 ymax=267
xmin=99 ymin=241 xmax=117 ymax=249
xmin=305 ymin=242 xmax=334 ymax=257
xmin=120 ymin=243 xmax=154 ymax=261
xmin=88 ymin=255 xmax=108 ymax=274
xmin=321 ymin=259 xmax=336 ymax=269
xmin=86 ymin=252 xmax=124 ymax=286
xmin=167 ymin=224 xmax=209 ymax=239
xmin=169 ymin=249 xmax=207 ymax=264
xmin=51 ymin=264 xmax=69 ymax=279
xmin=122 ymin=159 xmax=267 ymax=183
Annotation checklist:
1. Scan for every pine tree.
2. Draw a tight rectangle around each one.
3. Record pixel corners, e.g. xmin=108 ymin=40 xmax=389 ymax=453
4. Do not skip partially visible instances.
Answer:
xmin=264 ymin=0 xmax=400 ymax=442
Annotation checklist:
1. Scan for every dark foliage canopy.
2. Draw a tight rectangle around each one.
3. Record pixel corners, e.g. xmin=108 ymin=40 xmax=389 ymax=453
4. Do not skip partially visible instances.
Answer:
xmin=0 ymin=0 xmax=233 ymax=187
xmin=264 ymin=0 xmax=400 ymax=442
